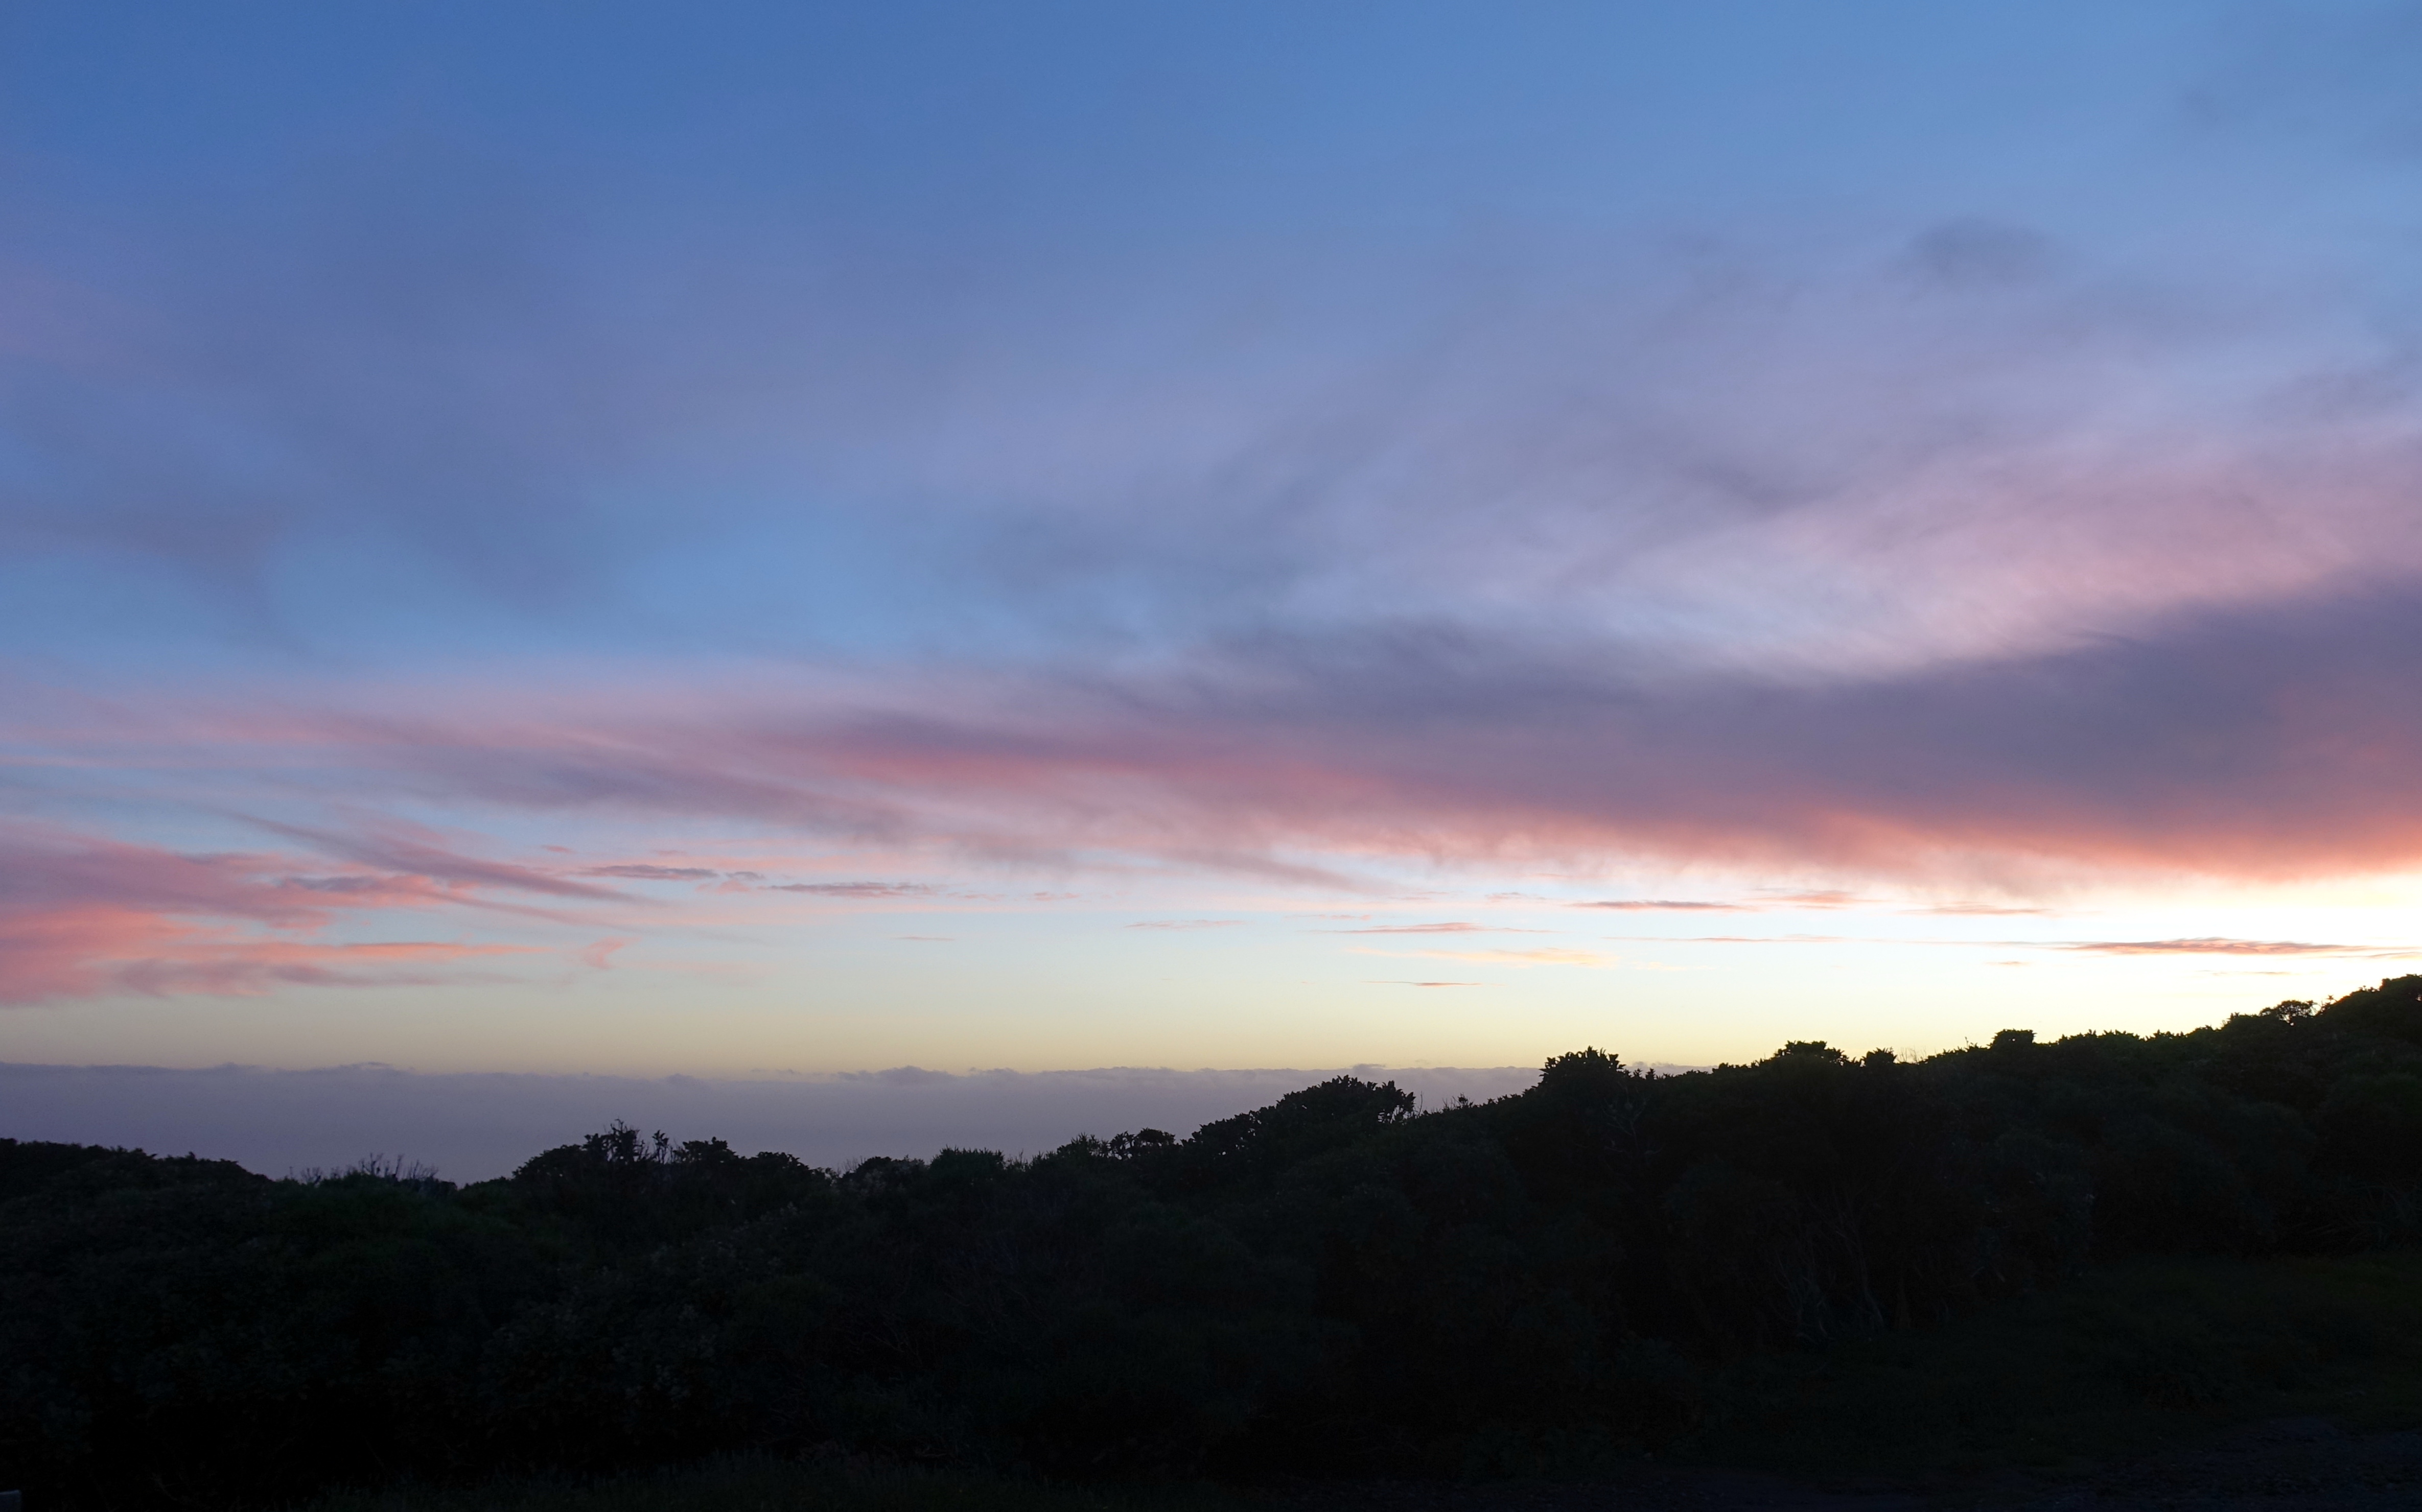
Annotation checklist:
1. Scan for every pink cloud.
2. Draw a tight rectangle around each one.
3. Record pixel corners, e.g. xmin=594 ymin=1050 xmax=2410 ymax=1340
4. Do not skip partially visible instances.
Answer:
xmin=578 ymin=937 xmax=634 ymax=970
xmin=22 ymin=577 xmax=2422 ymax=903
xmin=0 ymin=825 xmax=556 ymax=1004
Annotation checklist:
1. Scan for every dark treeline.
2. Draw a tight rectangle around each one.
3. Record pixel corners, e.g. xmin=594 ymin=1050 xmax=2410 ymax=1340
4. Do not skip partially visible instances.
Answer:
xmin=9 ymin=979 xmax=2422 ymax=1508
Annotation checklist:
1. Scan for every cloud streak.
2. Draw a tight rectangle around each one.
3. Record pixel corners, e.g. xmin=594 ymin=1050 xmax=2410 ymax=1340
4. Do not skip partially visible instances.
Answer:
xmin=1375 ymin=946 xmax=1608 ymax=969
xmin=0 ymin=824 xmax=571 ymax=1003
xmin=1326 ymin=922 xmax=1544 ymax=935
xmin=583 ymin=864 xmax=719 ymax=881
xmin=29 ymin=573 xmax=2422 ymax=895
xmin=2060 ymin=937 xmax=2420 ymax=958
xmin=1578 ymin=900 xmax=1749 ymax=913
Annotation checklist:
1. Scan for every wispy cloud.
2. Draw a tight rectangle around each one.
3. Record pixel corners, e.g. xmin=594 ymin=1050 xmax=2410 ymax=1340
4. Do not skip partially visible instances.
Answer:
xmin=1576 ymin=900 xmax=1747 ymax=913
xmin=33 ymin=581 xmax=2422 ymax=895
xmin=583 ymin=864 xmax=720 ymax=881
xmin=1325 ymin=921 xmax=1545 ymax=934
xmin=1760 ymin=891 xmax=1867 ymax=909
xmin=1627 ymin=933 xmax=2414 ymax=959
xmin=1579 ymin=892 xmax=1867 ymax=913
xmin=2060 ymin=937 xmax=2420 ymax=958
xmin=1375 ymin=946 xmax=1609 ymax=968
xmin=110 ymin=939 xmax=541 ymax=997
xmin=1911 ymin=903 xmax=2053 ymax=916
xmin=245 ymin=818 xmax=626 ymax=901
xmin=1127 ymin=919 xmax=1246 ymax=931
xmin=0 ymin=822 xmax=577 ymax=1003
xmin=1627 ymin=935 xmax=1856 ymax=946
xmin=577 ymin=938 xmax=633 ymax=970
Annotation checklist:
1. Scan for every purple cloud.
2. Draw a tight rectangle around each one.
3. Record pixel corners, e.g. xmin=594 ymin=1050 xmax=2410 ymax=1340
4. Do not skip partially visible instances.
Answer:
xmin=583 ymin=864 xmax=721 ymax=880
xmin=17 ymin=576 xmax=2422 ymax=901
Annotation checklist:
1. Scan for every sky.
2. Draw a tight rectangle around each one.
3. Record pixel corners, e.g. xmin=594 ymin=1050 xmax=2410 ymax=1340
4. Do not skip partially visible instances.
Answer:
xmin=9 ymin=2 xmax=2422 ymax=1166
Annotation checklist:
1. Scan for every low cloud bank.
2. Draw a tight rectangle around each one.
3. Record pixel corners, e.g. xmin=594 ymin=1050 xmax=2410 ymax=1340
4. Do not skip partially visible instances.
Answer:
xmin=0 ymin=1061 xmax=1553 ymax=1182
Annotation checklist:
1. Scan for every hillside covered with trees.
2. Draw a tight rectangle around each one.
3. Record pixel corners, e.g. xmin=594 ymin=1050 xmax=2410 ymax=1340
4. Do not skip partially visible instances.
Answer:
xmin=10 ymin=980 xmax=2422 ymax=1509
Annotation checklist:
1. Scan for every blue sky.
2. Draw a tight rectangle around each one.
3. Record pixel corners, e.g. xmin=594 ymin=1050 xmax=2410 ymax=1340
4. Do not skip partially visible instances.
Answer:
xmin=8 ymin=2 xmax=2422 ymax=1109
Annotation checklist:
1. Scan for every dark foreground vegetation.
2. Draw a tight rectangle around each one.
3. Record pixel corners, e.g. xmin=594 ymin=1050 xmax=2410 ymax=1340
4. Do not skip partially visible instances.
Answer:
xmin=285 ymin=1249 xmax=2422 ymax=1512
xmin=12 ymin=980 xmax=2422 ymax=1510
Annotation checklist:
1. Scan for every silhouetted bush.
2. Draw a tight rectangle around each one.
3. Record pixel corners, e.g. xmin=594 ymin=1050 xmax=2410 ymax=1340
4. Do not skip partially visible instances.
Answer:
xmin=9 ymin=977 xmax=2422 ymax=1508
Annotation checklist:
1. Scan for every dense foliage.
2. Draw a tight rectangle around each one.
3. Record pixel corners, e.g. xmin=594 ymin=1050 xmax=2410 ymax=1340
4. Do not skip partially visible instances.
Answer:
xmin=10 ymin=979 xmax=2422 ymax=1508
